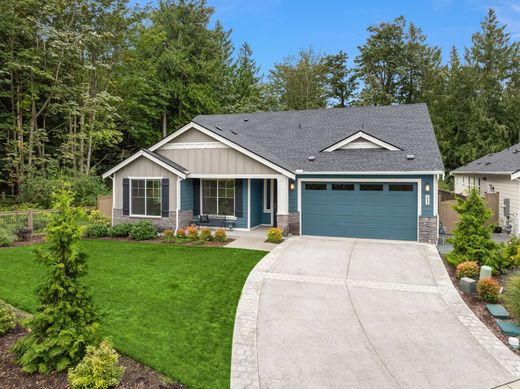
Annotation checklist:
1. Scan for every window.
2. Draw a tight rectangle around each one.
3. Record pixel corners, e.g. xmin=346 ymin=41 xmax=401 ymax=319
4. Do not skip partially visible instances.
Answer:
xmin=332 ymin=183 xmax=354 ymax=191
xmin=389 ymin=184 xmax=414 ymax=192
xmin=202 ymin=179 xmax=235 ymax=216
xmin=131 ymin=179 xmax=161 ymax=216
xmin=360 ymin=184 xmax=383 ymax=191
xmin=264 ymin=179 xmax=272 ymax=212
xmin=305 ymin=183 xmax=327 ymax=190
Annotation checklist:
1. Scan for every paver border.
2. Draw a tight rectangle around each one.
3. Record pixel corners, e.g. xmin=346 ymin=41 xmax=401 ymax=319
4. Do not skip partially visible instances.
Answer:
xmin=230 ymin=237 xmax=296 ymax=389
xmin=422 ymin=244 xmax=520 ymax=378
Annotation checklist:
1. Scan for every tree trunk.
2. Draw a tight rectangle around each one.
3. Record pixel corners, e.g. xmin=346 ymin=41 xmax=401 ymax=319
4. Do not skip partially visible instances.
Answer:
xmin=79 ymin=113 xmax=85 ymax=173
xmin=162 ymin=110 xmax=167 ymax=137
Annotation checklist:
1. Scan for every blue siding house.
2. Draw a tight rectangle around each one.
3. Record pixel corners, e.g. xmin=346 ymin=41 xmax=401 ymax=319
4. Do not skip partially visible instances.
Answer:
xmin=103 ymin=104 xmax=444 ymax=243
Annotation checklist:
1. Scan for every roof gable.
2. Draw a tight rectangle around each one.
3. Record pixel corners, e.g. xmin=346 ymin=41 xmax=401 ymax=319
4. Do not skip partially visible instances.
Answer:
xmin=322 ymin=131 xmax=401 ymax=152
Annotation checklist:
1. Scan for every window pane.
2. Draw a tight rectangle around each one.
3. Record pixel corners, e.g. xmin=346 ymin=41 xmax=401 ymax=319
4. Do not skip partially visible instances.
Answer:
xmin=389 ymin=184 xmax=414 ymax=192
xmin=305 ymin=183 xmax=327 ymax=190
xmin=332 ymin=184 xmax=354 ymax=191
xmin=219 ymin=198 xmax=234 ymax=215
xmin=131 ymin=180 xmax=145 ymax=215
xmin=360 ymin=184 xmax=383 ymax=191
xmin=203 ymin=198 xmax=217 ymax=214
xmin=266 ymin=180 xmax=271 ymax=209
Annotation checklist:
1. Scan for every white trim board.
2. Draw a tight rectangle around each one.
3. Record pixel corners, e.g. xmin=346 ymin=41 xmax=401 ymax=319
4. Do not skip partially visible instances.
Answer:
xmin=322 ymin=131 xmax=400 ymax=152
xmin=296 ymin=170 xmax=444 ymax=175
xmin=160 ymin=142 xmax=228 ymax=150
xmin=148 ymin=122 xmax=295 ymax=179
xmin=296 ymin=177 xmax=423 ymax=242
xmin=102 ymin=150 xmax=187 ymax=179
xmin=188 ymin=173 xmax=286 ymax=179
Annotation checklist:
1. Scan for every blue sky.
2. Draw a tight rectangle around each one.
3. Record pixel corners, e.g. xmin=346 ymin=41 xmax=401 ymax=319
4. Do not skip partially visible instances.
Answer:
xmin=133 ymin=0 xmax=520 ymax=76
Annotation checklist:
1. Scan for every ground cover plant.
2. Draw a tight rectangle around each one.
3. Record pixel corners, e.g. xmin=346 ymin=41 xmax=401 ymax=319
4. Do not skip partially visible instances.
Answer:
xmin=0 ymin=240 xmax=266 ymax=388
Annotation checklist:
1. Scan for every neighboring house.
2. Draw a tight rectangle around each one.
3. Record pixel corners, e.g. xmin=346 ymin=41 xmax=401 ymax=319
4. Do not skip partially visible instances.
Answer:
xmin=102 ymin=104 xmax=444 ymax=243
xmin=452 ymin=144 xmax=520 ymax=233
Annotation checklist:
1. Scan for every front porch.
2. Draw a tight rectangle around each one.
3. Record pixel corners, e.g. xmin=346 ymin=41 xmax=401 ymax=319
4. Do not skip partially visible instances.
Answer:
xmin=178 ymin=176 xmax=297 ymax=234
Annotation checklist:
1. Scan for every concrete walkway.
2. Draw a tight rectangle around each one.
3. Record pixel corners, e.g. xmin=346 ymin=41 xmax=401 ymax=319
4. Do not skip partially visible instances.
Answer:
xmin=225 ymin=227 xmax=278 ymax=252
xmin=231 ymin=236 xmax=520 ymax=389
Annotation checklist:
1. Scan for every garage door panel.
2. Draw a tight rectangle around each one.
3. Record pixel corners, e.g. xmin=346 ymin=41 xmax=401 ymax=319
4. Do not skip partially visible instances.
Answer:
xmin=302 ymin=182 xmax=418 ymax=241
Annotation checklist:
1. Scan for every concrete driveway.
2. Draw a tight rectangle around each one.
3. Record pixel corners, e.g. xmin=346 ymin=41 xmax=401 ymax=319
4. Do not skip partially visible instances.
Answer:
xmin=231 ymin=236 xmax=520 ymax=389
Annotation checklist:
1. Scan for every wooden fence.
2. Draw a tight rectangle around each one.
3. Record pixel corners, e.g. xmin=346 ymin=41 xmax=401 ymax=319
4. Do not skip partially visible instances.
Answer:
xmin=438 ymin=191 xmax=499 ymax=234
xmin=97 ymin=195 xmax=112 ymax=218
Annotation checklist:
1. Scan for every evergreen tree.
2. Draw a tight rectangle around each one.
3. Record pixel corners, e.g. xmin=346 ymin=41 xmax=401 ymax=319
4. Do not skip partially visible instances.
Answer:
xmin=227 ymin=42 xmax=262 ymax=112
xmin=13 ymin=187 xmax=99 ymax=373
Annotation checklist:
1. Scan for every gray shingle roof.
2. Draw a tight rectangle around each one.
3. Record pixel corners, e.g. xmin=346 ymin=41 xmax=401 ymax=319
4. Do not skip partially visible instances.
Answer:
xmin=142 ymin=149 xmax=189 ymax=173
xmin=192 ymin=103 xmax=444 ymax=173
xmin=452 ymin=144 xmax=520 ymax=175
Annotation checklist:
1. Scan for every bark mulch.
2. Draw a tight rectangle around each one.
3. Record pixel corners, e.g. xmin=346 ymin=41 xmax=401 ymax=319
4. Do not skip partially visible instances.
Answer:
xmin=0 ymin=325 xmax=187 ymax=389
xmin=92 ymin=236 xmax=234 ymax=247
xmin=0 ymin=235 xmax=46 ymax=249
xmin=443 ymin=259 xmax=520 ymax=356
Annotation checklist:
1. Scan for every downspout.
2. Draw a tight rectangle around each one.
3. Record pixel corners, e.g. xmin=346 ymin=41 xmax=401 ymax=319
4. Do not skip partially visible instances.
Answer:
xmin=176 ymin=177 xmax=182 ymax=234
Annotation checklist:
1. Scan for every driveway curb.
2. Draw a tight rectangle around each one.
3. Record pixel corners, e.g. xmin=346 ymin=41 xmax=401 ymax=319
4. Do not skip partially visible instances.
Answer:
xmin=422 ymin=244 xmax=520 ymax=378
xmin=230 ymin=237 xmax=296 ymax=389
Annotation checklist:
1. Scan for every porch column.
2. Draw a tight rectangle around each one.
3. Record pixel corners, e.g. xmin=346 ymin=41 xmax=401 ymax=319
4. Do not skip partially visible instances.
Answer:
xmin=276 ymin=176 xmax=290 ymax=235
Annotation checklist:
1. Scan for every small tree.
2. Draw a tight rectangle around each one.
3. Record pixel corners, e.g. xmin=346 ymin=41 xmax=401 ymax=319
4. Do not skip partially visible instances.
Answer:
xmin=447 ymin=188 xmax=498 ymax=266
xmin=12 ymin=187 xmax=99 ymax=373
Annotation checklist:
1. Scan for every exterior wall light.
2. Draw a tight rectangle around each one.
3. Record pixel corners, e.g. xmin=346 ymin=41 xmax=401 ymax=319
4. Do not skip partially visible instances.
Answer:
xmin=425 ymin=183 xmax=431 ymax=192
xmin=289 ymin=180 xmax=296 ymax=191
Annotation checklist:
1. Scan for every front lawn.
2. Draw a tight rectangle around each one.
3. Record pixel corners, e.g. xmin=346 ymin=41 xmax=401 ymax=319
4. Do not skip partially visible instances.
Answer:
xmin=0 ymin=240 xmax=266 ymax=388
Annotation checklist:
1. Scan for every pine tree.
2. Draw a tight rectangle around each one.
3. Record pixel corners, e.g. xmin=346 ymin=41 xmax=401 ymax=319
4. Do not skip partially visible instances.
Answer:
xmin=227 ymin=42 xmax=262 ymax=112
xmin=13 ymin=187 xmax=99 ymax=373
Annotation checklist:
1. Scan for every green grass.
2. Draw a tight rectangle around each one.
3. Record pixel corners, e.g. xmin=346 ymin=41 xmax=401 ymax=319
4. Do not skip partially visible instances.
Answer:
xmin=0 ymin=240 xmax=266 ymax=388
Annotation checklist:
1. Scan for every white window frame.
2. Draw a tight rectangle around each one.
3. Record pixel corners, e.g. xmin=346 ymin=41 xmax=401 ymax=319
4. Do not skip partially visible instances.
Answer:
xmin=200 ymin=179 xmax=236 ymax=218
xmin=129 ymin=177 xmax=162 ymax=218
xmin=263 ymin=179 xmax=274 ymax=213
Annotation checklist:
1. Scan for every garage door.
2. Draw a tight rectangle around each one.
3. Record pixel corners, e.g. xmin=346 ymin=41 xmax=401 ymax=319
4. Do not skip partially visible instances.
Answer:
xmin=302 ymin=182 xmax=418 ymax=241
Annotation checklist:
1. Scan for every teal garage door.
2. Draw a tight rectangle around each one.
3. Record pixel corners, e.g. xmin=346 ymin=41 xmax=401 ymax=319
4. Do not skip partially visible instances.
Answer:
xmin=302 ymin=182 xmax=418 ymax=241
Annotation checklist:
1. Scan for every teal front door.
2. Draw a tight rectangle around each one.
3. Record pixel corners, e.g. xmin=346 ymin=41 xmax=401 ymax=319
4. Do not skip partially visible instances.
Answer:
xmin=301 ymin=182 xmax=418 ymax=241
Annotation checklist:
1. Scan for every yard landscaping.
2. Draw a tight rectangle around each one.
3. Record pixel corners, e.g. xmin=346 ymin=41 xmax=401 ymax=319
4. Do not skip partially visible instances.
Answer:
xmin=0 ymin=240 xmax=266 ymax=388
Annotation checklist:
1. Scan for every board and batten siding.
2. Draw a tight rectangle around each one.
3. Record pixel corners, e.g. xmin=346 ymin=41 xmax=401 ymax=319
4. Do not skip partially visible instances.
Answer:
xmin=454 ymin=173 xmax=520 ymax=232
xmin=157 ymin=129 xmax=280 ymax=175
xmin=113 ymin=157 xmax=178 ymax=210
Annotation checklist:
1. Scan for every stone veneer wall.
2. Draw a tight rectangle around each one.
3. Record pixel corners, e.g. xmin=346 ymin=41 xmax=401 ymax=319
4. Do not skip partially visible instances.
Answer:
xmin=178 ymin=210 xmax=193 ymax=229
xmin=113 ymin=209 xmax=176 ymax=231
xmin=288 ymin=212 xmax=300 ymax=235
xmin=419 ymin=216 xmax=437 ymax=244
xmin=276 ymin=214 xmax=289 ymax=236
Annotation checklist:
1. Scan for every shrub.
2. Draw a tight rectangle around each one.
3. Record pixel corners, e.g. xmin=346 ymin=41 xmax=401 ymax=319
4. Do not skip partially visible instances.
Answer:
xmin=456 ymin=261 xmax=480 ymax=280
xmin=85 ymin=209 xmax=110 ymax=226
xmin=0 ymin=301 xmax=16 ymax=336
xmin=129 ymin=221 xmax=157 ymax=240
xmin=83 ymin=223 xmax=110 ymax=239
xmin=67 ymin=338 xmax=125 ymax=389
xmin=477 ymin=278 xmax=501 ymax=303
xmin=186 ymin=226 xmax=199 ymax=241
xmin=110 ymin=222 xmax=133 ymax=237
xmin=214 ymin=228 xmax=227 ymax=242
xmin=16 ymin=227 xmax=32 ymax=241
xmin=446 ymin=189 xmax=498 ymax=267
xmin=200 ymin=228 xmax=213 ymax=241
xmin=12 ymin=188 xmax=99 ymax=373
xmin=504 ymin=273 xmax=520 ymax=322
xmin=0 ymin=227 xmax=16 ymax=247
xmin=267 ymin=227 xmax=283 ymax=243
xmin=176 ymin=228 xmax=186 ymax=238
xmin=163 ymin=229 xmax=174 ymax=243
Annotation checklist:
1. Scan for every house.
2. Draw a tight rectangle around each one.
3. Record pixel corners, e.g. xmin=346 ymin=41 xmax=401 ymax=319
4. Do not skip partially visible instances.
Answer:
xmin=102 ymin=103 xmax=444 ymax=243
xmin=452 ymin=144 xmax=520 ymax=233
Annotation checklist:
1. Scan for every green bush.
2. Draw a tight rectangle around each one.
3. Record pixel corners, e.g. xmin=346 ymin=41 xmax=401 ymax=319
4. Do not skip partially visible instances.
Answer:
xmin=504 ymin=273 xmax=520 ymax=322
xmin=83 ymin=223 xmax=110 ymax=239
xmin=163 ymin=229 xmax=175 ymax=243
xmin=12 ymin=188 xmax=99 ymax=373
xmin=199 ymin=228 xmax=213 ymax=241
xmin=266 ymin=227 xmax=283 ymax=243
xmin=455 ymin=261 xmax=480 ymax=279
xmin=0 ymin=227 xmax=16 ymax=247
xmin=446 ymin=189 xmax=499 ymax=267
xmin=477 ymin=278 xmax=501 ymax=303
xmin=110 ymin=222 xmax=133 ymax=237
xmin=213 ymin=228 xmax=227 ymax=242
xmin=0 ymin=301 xmax=16 ymax=336
xmin=129 ymin=221 xmax=157 ymax=240
xmin=67 ymin=338 xmax=125 ymax=389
